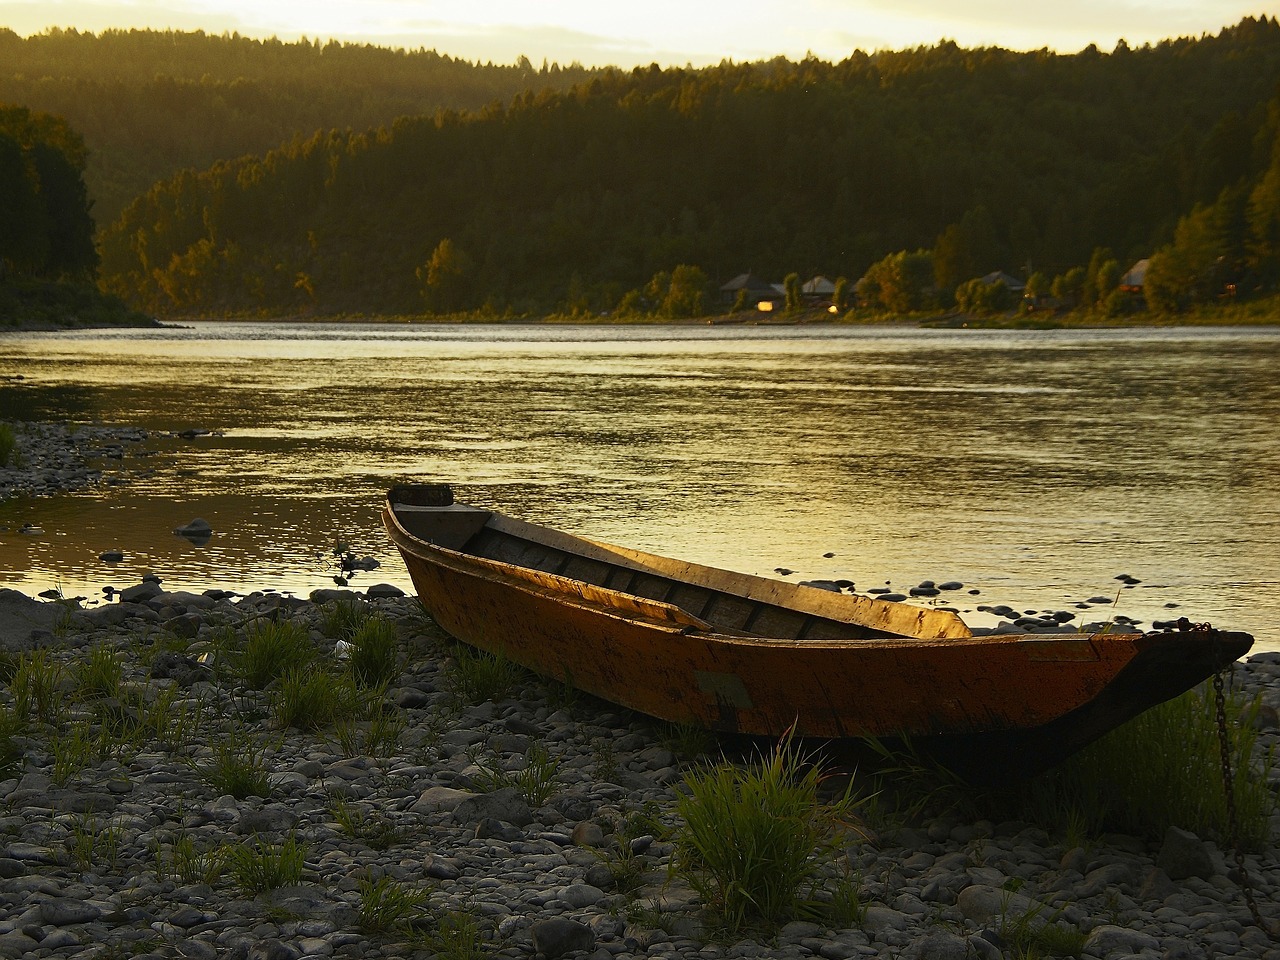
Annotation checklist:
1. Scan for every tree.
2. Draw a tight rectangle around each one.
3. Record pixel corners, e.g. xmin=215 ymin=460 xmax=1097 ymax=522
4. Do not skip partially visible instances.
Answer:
xmin=660 ymin=264 xmax=708 ymax=318
xmin=783 ymin=272 xmax=802 ymax=312
xmin=1022 ymin=270 xmax=1050 ymax=309
xmin=955 ymin=277 xmax=1012 ymax=314
xmin=1144 ymin=202 xmax=1230 ymax=311
xmin=0 ymin=107 xmax=96 ymax=279
xmin=933 ymin=205 xmax=1005 ymax=295
xmin=417 ymin=238 xmax=473 ymax=313
xmin=858 ymin=250 xmax=936 ymax=313
xmin=832 ymin=276 xmax=850 ymax=312
xmin=1050 ymin=266 xmax=1086 ymax=307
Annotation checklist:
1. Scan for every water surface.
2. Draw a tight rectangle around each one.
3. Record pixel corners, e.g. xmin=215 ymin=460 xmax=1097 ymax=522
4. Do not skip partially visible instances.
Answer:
xmin=2 ymin=321 xmax=1277 ymax=651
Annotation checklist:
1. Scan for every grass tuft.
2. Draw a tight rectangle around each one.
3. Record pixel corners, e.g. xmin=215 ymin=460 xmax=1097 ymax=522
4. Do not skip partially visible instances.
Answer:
xmin=321 ymin=597 xmax=371 ymax=641
xmin=357 ymin=874 xmax=429 ymax=934
xmin=331 ymin=798 xmax=410 ymax=850
xmin=76 ymin=644 xmax=123 ymax=701
xmin=348 ymin=616 xmax=400 ymax=689
xmin=228 ymin=834 xmax=305 ymax=896
xmin=446 ymin=645 xmax=524 ymax=703
xmin=200 ymin=726 xmax=274 ymax=799
xmin=11 ymin=648 xmax=67 ymax=724
xmin=1035 ymin=682 xmax=1276 ymax=849
xmin=470 ymin=742 xmax=562 ymax=807
xmin=271 ymin=667 xmax=365 ymax=730
xmin=675 ymin=731 xmax=864 ymax=937
xmin=413 ymin=907 xmax=490 ymax=960
xmin=238 ymin=620 xmax=314 ymax=689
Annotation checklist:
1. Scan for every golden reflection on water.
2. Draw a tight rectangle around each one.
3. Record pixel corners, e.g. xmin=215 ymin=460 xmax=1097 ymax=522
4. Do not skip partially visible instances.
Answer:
xmin=1 ymin=322 xmax=1278 ymax=650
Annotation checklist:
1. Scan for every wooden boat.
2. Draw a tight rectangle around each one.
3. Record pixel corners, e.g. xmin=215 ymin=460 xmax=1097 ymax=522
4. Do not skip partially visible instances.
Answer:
xmin=383 ymin=484 xmax=1253 ymax=782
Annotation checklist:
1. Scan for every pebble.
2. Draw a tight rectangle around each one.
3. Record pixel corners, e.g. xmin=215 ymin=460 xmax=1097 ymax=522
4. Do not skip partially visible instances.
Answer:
xmin=0 ymin=582 xmax=1269 ymax=960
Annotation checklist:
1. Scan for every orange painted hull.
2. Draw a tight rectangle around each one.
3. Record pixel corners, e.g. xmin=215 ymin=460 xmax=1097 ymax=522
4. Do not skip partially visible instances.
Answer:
xmin=383 ymin=486 xmax=1252 ymax=781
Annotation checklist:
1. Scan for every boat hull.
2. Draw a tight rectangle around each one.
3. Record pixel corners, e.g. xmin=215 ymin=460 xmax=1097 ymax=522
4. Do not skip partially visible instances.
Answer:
xmin=383 ymin=489 xmax=1253 ymax=781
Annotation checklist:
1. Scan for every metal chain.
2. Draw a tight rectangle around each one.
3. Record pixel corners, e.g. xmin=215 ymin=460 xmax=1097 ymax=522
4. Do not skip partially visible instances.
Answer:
xmin=1212 ymin=670 xmax=1273 ymax=936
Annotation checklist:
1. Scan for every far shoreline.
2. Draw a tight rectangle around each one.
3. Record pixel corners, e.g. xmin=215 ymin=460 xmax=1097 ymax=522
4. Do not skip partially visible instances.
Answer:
xmin=6 ymin=283 xmax=1280 ymax=334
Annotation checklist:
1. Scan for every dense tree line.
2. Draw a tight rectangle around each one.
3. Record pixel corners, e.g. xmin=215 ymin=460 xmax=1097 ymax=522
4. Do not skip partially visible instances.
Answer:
xmin=0 ymin=104 xmax=96 ymax=279
xmin=0 ymin=27 xmax=595 ymax=223
xmin=85 ymin=16 xmax=1280 ymax=317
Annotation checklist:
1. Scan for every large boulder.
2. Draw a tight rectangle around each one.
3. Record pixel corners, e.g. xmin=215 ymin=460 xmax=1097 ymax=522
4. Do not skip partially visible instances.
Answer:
xmin=0 ymin=588 xmax=65 ymax=651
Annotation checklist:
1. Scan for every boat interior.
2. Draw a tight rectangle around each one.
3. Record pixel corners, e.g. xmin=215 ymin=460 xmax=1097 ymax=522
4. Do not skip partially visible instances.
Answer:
xmin=389 ymin=485 xmax=940 ymax=641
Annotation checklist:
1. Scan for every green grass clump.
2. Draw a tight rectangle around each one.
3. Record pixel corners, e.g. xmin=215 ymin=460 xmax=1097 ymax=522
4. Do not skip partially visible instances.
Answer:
xmin=470 ymin=743 xmax=562 ymax=806
xmin=331 ymin=798 xmax=409 ymax=850
xmin=675 ymin=733 xmax=863 ymax=937
xmin=68 ymin=814 xmax=123 ymax=873
xmin=321 ymin=597 xmax=372 ymax=641
xmin=271 ymin=668 xmax=365 ymax=730
xmin=228 ymin=834 xmax=305 ymax=896
xmin=0 ymin=424 xmax=15 ymax=467
xmin=357 ymin=874 xmax=429 ymax=934
xmin=995 ymin=880 xmax=1086 ymax=959
xmin=348 ymin=616 xmax=400 ymax=689
xmin=413 ymin=907 xmax=490 ymax=960
xmin=201 ymin=727 xmax=274 ymax=799
xmin=10 ymin=649 xmax=67 ymax=724
xmin=866 ymin=680 xmax=1277 ymax=854
xmin=446 ymin=645 xmax=524 ymax=704
xmin=0 ymin=704 xmax=25 ymax=776
xmin=76 ymin=644 xmax=123 ymax=701
xmin=152 ymin=830 xmax=228 ymax=886
xmin=335 ymin=709 xmax=404 ymax=761
xmin=238 ymin=620 xmax=314 ymax=689
xmin=1039 ymin=683 xmax=1276 ymax=849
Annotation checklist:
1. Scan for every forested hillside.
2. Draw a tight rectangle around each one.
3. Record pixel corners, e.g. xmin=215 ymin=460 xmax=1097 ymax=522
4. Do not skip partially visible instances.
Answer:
xmin=90 ymin=16 xmax=1280 ymax=318
xmin=0 ymin=28 xmax=595 ymax=224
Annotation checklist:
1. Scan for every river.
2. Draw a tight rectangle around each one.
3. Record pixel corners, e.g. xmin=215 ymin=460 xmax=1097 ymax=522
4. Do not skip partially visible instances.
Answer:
xmin=2 ymin=321 xmax=1278 ymax=652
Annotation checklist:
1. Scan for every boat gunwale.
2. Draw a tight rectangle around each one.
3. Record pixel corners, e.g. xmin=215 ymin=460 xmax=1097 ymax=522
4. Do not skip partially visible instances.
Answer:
xmin=385 ymin=500 xmax=1162 ymax=651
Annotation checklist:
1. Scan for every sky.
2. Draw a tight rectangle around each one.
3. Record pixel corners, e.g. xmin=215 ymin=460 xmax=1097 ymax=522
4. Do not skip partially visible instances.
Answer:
xmin=0 ymin=1 xmax=1270 ymax=67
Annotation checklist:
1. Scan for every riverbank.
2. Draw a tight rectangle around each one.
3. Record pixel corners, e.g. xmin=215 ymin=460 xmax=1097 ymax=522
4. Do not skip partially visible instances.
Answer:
xmin=6 ymin=290 xmax=1276 ymax=331
xmin=0 ymin=584 xmax=1275 ymax=960
xmin=0 ymin=280 xmax=160 ymax=333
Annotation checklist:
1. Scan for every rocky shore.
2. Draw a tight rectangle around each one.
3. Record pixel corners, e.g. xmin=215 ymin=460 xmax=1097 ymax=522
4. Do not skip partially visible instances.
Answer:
xmin=0 ymin=421 xmax=157 ymax=504
xmin=0 ymin=583 xmax=1275 ymax=960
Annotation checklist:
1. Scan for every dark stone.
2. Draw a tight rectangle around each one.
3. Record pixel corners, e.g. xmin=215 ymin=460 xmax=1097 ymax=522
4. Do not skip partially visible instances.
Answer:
xmin=474 ymin=818 xmax=522 ymax=841
xmin=239 ymin=808 xmax=298 ymax=834
xmin=150 ymin=650 xmax=212 ymax=686
xmin=40 ymin=898 xmax=101 ymax=925
xmin=453 ymin=787 xmax=532 ymax=827
xmin=247 ymin=940 xmax=301 ymax=960
xmin=365 ymin=582 xmax=403 ymax=598
xmin=584 ymin=862 xmax=615 ymax=890
xmin=1157 ymin=826 xmax=1216 ymax=880
xmin=531 ymin=918 xmax=595 ymax=959
xmin=423 ymin=855 xmax=461 ymax=880
xmin=120 ymin=582 xmax=163 ymax=604
xmin=174 ymin=518 xmax=213 ymax=536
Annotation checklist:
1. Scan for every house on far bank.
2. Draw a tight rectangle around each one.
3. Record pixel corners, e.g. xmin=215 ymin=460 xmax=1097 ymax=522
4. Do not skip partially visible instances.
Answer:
xmin=720 ymin=272 xmax=782 ymax=308
xmin=802 ymin=276 xmax=836 ymax=300
xmin=979 ymin=270 xmax=1026 ymax=295
xmin=1119 ymin=258 xmax=1149 ymax=293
